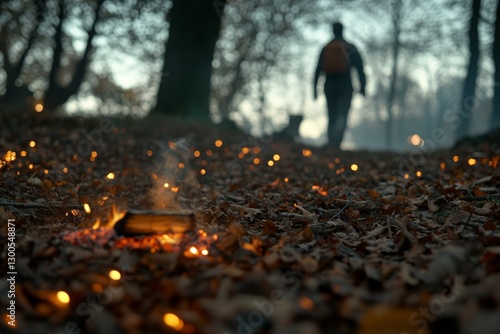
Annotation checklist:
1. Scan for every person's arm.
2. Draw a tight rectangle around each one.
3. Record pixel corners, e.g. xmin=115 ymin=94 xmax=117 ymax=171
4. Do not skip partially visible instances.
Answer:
xmin=349 ymin=45 xmax=366 ymax=96
xmin=313 ymin=49 xmax=324 ymax=100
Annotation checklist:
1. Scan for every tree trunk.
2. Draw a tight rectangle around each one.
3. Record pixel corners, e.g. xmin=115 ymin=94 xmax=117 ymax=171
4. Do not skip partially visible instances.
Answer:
xmin=386 ymin=0 xmax=402 ymax=150
xmin=0 ymin=0 xmax=47 ymax=106
xmin=43 ymin=0 xmax=104 ymax=112
xmin=492 ymin=0 xmax=500 ymax=129
xmin=456 ymin=0 xmax=481 ymax=140
xmin=153 ymin=0 xmax=227 ymax=120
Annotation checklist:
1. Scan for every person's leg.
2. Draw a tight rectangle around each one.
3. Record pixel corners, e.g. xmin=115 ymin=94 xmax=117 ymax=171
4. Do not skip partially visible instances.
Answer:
xmin=331 ymin=89 xmax=353 ymax=147
xmin=325 ymin=94 xmax=340 ymax=146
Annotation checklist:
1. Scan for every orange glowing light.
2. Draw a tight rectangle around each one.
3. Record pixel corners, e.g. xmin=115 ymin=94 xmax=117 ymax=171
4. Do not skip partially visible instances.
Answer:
xmin=273 ymin=154 xmax=280 ymax=161
xmin=106 ymin=172 xmax=115 ymax=180
xmin=147 ymin=150 xmax=153 ymax=157
xmin=163 ymin=182 xmax=169 ymax=188
xmin=334 ymin=158 xmax=340 ymax=164
xmin=299 ymin=296 xmax=314 ymax=310
xmin=238 ymin=153 xmax=244 ymax=159
xmin=109 ymin=270 xmax=121 ymax=280
xmin=409 ymin=134 xmax=424 ymax=146
xmin=200 ymin=169 xmax=206 ymax=175
xmin=404 ymin=173 xmax=410 ymax=179
xmin=284 ymin=177 xmax=289 ymax=182
xmin=328 ymin=162 xmax=335 ymax=169
xmin=35 ymin=103 xmax=44 ymax=112
xmin=201 ymin=249 xmax=209 ymax=256
xmin=3 ymin=151 xmax=16 ymax=162
xmin=63 ymin=167 xmax=68 ymax=173
xmin=83 ymin=203 xmax=91 ymax=214
xmin=189 ymin=247 xmax=199 ymax=255
xmin=416 ymin=171 xmax=422 ymax=177
xmin=213 ymin=234 xmax=218 ymax=240
xmin=351 ymin=164 xmax=359 ymax=171
xmin=171 ymin=187 xmax=180 ymax=193
xmin=164 ymin=313 xmax=184 ymax=331
xmin=29 ymin=141 xmax=36 ymax=148
xmin=252 ymin=147 xmax=261 ymax=154
xmin=92 ymin=206 xmax=126 ymax=229
xmin=160 ymin=234 xmax=180 ymax=244
xmin=178 ymin=163 xmax=185 ymax=169
xmin=302 ymin=149 xmax=313 ymax=157
xmin=91 ymin=151 xmax=98 ymax=158
xmin=268 ymin=160 xmax=274 ymax=167
xmin=215 ymin=139 xmax=223 ymax=147
xmin=206 ymin=149 xmax=213 ymax=156
xmin=453 ymin=155 xmax=459 ymax=162
xmin=253 ymin=158 xmax=260 ymax=165
xmin=440 ymin=162 xmax=446 ymax=170
xmin=44 ymin=169 xmax=49 ymax=175
xmin=29 ymin=164 xmax=34 ymax=169
xmin=468 ymin=158 xmax=477 ymax=166
xmin=56 ymin=291 xmax=70 ymax=304
xmin=91 ymin=283 xmax=103 ymax=293
xmin=194 ymin=150 xmax=201 ymax=157
xmin=241 ymin=147 xmax=250 ymax=154
xmin=20 ymin=150 xmax=27 ymax=157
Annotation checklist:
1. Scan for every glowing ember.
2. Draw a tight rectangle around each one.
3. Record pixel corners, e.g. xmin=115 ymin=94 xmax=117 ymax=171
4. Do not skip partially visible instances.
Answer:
xmin=206 ymin=149 xmax=213 ymax=156
xmin=171 ymin=187 xmax=179 ymax=193
xmin=253 ymin=158 xmax=260 ymax=165
xmin=416 ymin=171 xmax=422 ymax=177
xmin=56 ymin=291 xmax=70 ymax=304
xmin=109 ymin=270 xmax=121 ymax=280
xmin=273 ymin=154 xmax=280 ymax=161
xmin=268 ymin=160 xmax=274 ymax=167
xmin=92 ymin=206 xmax=126 ymax=229
xmin=63 ymin=167 xmax=68 ymax=173
xmin=3 ymin=151 xmax=16 ymax=162
xmin=106 ymin=172 xmax=115 ymax=180
xmin=29 ymin=141 xmax=36 ymax=148
xmin=299 ymin=296 xmax=314 ymax=310
xmin=164 ymin=313 xmax=184 ymax=331
xmin=284 ymin=177 xmax=289 ymax=182
xmin=351 ymin=164 xmax=358 ymax=171
xmin=147 ymin=150 xmax=153 ymax=156
xmin=164 ymin=182 xmax=170 ymax=188
xmin=302 ymin=149 xmax=313 ymax=157
xmin=440 ymin=162 xmax=446 ymax=170
xmin=453 ymin=155 xmax=459 ymax=162
xmin=468 ymin=158 xmax=477 ymax=166
xmin=178 ymin=163 xmax=185 ymax=169
xmin=35 ymin=103 xmax=44 ymax=112
xmin=201 ymin=249 xmax=209 ymax=256
xmin=83 ymin=203 xmax=91 ymax=214
xmin=20 ymin=150 xmax=27 ymax=157
xmin=404 ymin=173 xmax=410 ymax=179
xmin=215 ymin=139 xmax=223 ymax=147
xmin=241 ymin=147 xmax=250 ymax=154
xmin=200 ymin=169 xmax=206 ymax=175
xmin=194 ymin=150 xmax=201 ymax=157
xmin=189 ymin=246 xmax=199 ymax=255
xmin=409 ymin=134 xmax=424 ymax=146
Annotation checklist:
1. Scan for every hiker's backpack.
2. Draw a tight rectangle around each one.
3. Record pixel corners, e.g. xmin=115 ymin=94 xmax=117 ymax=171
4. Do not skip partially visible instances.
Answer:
xmin=322 ymin=40 xmax=350 ymax=74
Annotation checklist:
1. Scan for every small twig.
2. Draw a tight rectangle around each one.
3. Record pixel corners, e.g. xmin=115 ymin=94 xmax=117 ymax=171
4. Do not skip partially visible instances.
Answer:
xmin=462 ymin=212 xmax=473 ymax=230
xmin=459 ymin=194 xmax=500 ymax=202
xmin=386 ymin=218 xmax=393 ymax=240
xmin=390 ymin=217 xmax=417 ymax=243
xmin=0 ymin=201 xmax=82 ymax=210
xmin=331 ymin=197 xmax=353 ymax=220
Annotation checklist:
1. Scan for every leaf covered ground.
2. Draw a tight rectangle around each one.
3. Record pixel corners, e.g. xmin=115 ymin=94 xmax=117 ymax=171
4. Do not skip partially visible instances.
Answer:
xmin=1 ymin=111 xmax=500 ymax=334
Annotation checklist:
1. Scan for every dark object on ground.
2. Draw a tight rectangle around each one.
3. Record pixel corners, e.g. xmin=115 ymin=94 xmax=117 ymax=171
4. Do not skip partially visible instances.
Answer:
xmin=114 ymin=209 xmax=195 ymax=236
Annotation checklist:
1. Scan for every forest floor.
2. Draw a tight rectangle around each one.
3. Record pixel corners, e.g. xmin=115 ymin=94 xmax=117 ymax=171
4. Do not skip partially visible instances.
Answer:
xmin=1 ymin=110 xmax=500 ymax=334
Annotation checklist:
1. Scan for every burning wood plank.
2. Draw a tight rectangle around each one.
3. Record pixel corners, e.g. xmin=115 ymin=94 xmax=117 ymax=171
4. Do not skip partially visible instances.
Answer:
xmin=113 ymin=209 xmax=195 ymax=236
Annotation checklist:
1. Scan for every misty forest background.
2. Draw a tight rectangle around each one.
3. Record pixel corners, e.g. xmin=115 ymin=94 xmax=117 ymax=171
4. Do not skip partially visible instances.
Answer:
xmin=1 ymin=0 xmax=500 ymax=151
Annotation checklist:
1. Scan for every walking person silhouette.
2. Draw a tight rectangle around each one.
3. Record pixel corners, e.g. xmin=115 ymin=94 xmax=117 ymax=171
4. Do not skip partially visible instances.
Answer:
xmin=313 ymin=22 xmax=366 ymax=148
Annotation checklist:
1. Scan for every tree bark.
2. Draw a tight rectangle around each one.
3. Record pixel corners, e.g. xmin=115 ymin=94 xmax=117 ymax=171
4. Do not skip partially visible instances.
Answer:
xmin=153 ymin=0 xmax=227 ymax=120
xmin=0 ymin=0 xmax=47 ymax=105
xmin=386 ymin=0 xmax=402 ymax=150
xmin=492 ymin=0 xmax=500 ymax=129
xmin=456 ymin=0 xmax=481 ymax=140
xmin=43 ymin=0 xmax=104 ymax=112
